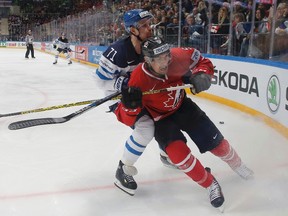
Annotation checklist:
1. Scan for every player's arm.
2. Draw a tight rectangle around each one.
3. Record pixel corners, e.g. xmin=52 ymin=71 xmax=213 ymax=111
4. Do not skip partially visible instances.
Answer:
xmin=25 ymin=35 xmax=29 ymax=46
xmin=114 ymin=86 xmax=142 ymax=126
xmin=95 ymin=46 xmax=128 ymax=91
xmin=183 ymin=48 xmax=214 ymax=94
xmin=52 ymin=39 xmax=59 ymax=49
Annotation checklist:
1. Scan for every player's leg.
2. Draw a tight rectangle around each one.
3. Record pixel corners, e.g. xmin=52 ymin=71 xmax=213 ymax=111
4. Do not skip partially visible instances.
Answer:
xmin=53 ymin=50 xmax=60 ymax=64
xmin=31 ymin=45 xmax=35 ymax=58
xmin=114 ymin=114 xmax=154 ymax=196
xmin=210 ymin=138 xmax=254 ymax=180
xmin=178 ymin=98 xmax=254 ymax=180
xmin=64 ymin=50 xmax=72 ymax=64
xmin=155 ymin=118 xmax=224 ymax=209
xmin=25 ymin=45 xmax=30 ymax=58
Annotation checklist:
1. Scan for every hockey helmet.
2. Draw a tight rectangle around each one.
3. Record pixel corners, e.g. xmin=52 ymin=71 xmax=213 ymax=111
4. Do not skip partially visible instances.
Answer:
xmin=123 ymin=9 xmax=153 ymax=33
xmin=142 ymin=37 xmax=170 ymax=58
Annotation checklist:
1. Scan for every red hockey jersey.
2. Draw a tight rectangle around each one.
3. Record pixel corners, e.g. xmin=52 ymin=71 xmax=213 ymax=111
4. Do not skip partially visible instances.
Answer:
xmin=115 ymin=47 xmax=214 ymax=126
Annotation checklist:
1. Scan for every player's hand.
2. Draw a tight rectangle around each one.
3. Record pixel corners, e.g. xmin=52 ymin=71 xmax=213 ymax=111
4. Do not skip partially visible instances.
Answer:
xmin=67 ymin=48 xmax=72 ymax=52
xmin=114 ymin=76 xmax=129 ymax=91
xmin=121 ymin=86 xmax=142 ymax=109
xmin=189 ymin=72 xmax=211 ymax=94
xmin=53 ymin=44 xmax=57 ymax=49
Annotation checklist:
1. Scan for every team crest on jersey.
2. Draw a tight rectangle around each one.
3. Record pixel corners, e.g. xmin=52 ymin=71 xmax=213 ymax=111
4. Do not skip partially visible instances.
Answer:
xmin=163 ymin=87 xmax=183 ymax=109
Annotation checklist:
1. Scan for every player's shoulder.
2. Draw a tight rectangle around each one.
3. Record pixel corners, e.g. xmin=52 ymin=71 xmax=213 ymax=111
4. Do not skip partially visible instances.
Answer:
xmin=171 ymin=46 xmax=197 ymax=53
xmin=102 ymin=36 xmax=133 ymax=65
xmin=171 ymin=47 xmax=201 ymax=59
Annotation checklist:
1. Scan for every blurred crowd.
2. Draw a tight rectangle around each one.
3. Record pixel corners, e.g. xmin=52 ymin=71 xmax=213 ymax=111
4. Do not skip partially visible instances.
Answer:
xmin=5 ymin=0 xmax=288 ymax=59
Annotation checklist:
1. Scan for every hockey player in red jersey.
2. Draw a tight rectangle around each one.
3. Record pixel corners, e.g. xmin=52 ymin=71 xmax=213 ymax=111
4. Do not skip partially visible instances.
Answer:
xmin=115 ymin=37 xmax=254 ymax=210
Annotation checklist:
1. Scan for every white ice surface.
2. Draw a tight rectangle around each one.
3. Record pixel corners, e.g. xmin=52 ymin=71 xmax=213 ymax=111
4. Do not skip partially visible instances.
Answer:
xmin=0 ymin=49 xmax=287 ymax=216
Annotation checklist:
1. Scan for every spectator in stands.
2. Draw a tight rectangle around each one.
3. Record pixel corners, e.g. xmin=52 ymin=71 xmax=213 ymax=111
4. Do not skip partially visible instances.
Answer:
xmin=275 ymin=2 xmax=288 ymax=33
xmin=273 ymin=3 xmax=288 ymax=57
xmin=183 ymin=0 xmax=193 ymax=14
xmin=244 ymin=0 xmax=253 ymax=22
xmin=25 ymin=29 xmax=35 ymax=59
xmin=233 ymin=1 xmax=245 ymax=15
xmin=191 ymin=7 xmax=200 ymax=24
xmin=268 ymin=2 xmax=287 ymax=29
xmin=221 ymin=13 xmax=249 ymax=56
xmin=197 ymin=0 xmax=208 ymax=26
xmin=183 ymin=14 xmax=206 ymax=51
xmin=239 ymin=8 xmax=269 ymax=57
xmin=210 ymin=6 xmax=230 ymax=54
xmin=166 ymin=16 xmax=180 ymax=45
xmin=275 ymin=20 xmax=288 ymax=35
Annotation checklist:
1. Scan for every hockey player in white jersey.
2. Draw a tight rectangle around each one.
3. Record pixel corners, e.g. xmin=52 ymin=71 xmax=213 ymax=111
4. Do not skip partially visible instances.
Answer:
xmin=52 ymin=32 xmax=72 ymax=65
xmin=94 ymin=9 xmax=177 ymax=196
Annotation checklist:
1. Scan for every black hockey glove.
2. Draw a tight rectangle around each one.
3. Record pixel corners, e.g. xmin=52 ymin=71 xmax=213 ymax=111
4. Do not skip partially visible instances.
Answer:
xmin=121 ymin=86 xmax=142 ymax=109
xmin=189 ymin=72 xmax=211 ymax=94
xmin=53 ymin=44 xmax=57 ymax=49
xmin=67 ymin=48 xmax=72 ymax=52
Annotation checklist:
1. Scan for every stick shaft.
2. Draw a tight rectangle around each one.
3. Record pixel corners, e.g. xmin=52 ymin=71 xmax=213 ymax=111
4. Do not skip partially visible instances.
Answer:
xmin=0 ymin=100 xmax=95 ymax=118
xmin=2 ymin=84 xmax=192 ymax=118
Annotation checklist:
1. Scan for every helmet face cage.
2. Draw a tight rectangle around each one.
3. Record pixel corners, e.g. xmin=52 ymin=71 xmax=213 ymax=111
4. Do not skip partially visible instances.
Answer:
xmin=142 ymin=37 xmax=170 ymax=59
xmin=124 ymin=9 xmax=153 ymax=33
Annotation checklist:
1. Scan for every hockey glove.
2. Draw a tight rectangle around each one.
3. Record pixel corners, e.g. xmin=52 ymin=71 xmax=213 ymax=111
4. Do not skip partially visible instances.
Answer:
xmin=67 ymin=48 xmax=72 ymax=52
xmin=189 ymin=72 xmax=211 ymax=94
xmin=114 ymin=75 xmax=129 ymax=91
xmin=53 ymin=44 xmax=57 ymax=49
xmin=121 ymin=86 xmax=142 ymax=109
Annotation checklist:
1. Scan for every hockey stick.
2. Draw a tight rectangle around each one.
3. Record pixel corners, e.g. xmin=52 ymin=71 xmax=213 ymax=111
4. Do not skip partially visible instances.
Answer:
xmin=8 ymin=91 xmax=121 ymax=130
xmin=8 ymin=84 xmax=192 ymax=130
xmin=65 ymin=48 xmax=85 ymax=54
xmin=71 ymin=49 xmax=85 ymax=54
xmin=1 ymin=84 xmax=192 ymax=119
xmin=0 ymin=99 xmax=96 ymax=118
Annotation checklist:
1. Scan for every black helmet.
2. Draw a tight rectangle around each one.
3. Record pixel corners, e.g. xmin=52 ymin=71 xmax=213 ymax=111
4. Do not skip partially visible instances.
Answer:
xmin=142 ymin=37 xmax=170 ymax=58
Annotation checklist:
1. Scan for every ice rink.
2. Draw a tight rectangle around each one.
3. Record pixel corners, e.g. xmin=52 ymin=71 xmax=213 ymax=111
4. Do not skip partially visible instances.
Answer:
xmin=0 ymin=49 xmax=287 ymax=216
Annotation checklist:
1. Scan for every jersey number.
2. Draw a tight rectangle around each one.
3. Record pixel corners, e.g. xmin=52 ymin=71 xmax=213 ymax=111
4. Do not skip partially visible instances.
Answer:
xmin=107 ymin=48 xmax=117 ymax=62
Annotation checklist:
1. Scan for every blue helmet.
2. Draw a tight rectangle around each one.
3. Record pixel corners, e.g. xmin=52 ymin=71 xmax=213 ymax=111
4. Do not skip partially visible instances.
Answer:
xmin=123 ymin=9 xmax=153 ymax=33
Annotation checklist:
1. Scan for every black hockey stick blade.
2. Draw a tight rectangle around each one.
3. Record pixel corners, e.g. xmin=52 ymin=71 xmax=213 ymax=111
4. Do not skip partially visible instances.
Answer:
xmin=80 ymin=50 xmax=85 ymax=54
xmin=8 ymin=91 xmax=121 ymax=130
